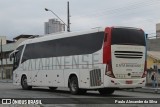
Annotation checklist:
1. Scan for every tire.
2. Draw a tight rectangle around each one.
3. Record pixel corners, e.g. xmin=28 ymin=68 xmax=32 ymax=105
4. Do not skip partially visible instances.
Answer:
xmin=69 ymin=76 xmax=80 ymax=95
xmin=21 ymin=75 xmax=32 ymax=90
xmin=49 ymin=87 xmax=57 ymax=90
xmin=98 ymin=88 xmax=115 ymax=95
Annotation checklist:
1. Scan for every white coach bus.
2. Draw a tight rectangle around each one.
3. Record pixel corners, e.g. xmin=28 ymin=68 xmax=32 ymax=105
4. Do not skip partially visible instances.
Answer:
xmin=10 ymin=27 xmax=147 ymax=95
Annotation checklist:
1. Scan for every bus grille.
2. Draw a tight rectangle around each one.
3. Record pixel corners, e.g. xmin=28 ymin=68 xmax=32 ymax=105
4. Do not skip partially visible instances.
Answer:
xmin=114 ymin=51 xmax=143 ymax=59
xmin=90 ymin=69 xmax=101 ymax=86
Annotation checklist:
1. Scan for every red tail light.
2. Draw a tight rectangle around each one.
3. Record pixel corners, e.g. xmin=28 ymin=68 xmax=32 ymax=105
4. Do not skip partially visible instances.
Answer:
xmin=142 ymin=61 xmax=147 ymax=78
xmin=105 ymin=61 xmax=115 ymax=78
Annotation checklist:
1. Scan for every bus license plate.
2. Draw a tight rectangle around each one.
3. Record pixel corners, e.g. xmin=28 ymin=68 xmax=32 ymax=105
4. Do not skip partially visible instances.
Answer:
xmin=126 ymin=80 xmax=132 ymax=84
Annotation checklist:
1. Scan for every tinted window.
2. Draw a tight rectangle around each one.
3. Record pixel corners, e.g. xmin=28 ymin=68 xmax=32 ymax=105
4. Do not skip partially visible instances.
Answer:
xmin=111 ymin=28 xmax=146 ymax=46
xmin=13 ymin=45 xmax=24 ymax=70
xmin=22 ymin=32 xmax=104 ymax=63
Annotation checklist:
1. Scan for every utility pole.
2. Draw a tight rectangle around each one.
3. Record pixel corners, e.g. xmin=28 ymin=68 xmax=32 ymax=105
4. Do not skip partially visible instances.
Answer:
xmin=67 ymin=1 xmax=70 ymax=32
xmin=0 ymin=39 xmax=3 ymax=79
xmin=45 ymin=1 xmax=71 ymax=32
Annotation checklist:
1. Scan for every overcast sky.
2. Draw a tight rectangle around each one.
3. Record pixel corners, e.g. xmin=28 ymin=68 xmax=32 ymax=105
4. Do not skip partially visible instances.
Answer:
xmin=0 ymin=0 xmax=160 ymax=40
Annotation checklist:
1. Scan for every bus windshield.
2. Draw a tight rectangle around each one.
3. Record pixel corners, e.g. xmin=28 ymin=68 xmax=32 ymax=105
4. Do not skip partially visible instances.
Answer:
xmin=111 ymin=28 xmax=146 ymax=46
xmin=12 ymin=45 xmax=24 ymax=70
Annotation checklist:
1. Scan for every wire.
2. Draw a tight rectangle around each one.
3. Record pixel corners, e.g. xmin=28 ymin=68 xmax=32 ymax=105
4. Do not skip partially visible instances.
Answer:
xmin=72 ymin=0 xmax=159 ymax=18
xmin=73 ymin=1 xmax=160 ymax=19
xmin=70 ymin=1 xmax=159 ymax=30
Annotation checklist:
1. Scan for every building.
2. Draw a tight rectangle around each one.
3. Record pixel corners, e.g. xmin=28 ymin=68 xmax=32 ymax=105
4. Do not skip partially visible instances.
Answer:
xmin=0 ymin=36 xmax=7 ymax=45
xmin=147 ymin=38 xmax=160 ymax=51
xmin=147 ymin=51 xmax=160 ymax=70
xmin=0 ymin=36 xmax=15 ymax=79
xmin=156 ymin=23 xmax=160 ymax=38
xmin=146 ymin=51 xmax=160 ymax=85
xmin=147 ymin=23 xmax=160 ymax=51
xmin=0 ymin=35 xmax=38 ymax=79
xmin=44 ymin=18 xmax=65 ymax=34
xmin=0 ymin=42 xmax=15 ymax=79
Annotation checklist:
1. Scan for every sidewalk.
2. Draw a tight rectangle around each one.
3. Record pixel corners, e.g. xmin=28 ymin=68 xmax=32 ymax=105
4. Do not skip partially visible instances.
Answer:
xmin=125 ymin=87 xmax=160 ymax=93
xmin=0 ymin=79 xmax=13 ymax=83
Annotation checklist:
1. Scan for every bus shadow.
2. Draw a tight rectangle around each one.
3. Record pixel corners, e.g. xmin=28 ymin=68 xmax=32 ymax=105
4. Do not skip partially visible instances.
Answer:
xmin=18 ymin=87 xmax=131 ymax=98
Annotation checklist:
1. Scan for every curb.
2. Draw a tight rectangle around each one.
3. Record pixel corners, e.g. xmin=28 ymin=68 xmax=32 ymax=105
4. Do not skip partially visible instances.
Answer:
xmin=125 ymin=87 xmax=160 ymax=94
xmin=0 ymin=79 xmax=13 ymax=83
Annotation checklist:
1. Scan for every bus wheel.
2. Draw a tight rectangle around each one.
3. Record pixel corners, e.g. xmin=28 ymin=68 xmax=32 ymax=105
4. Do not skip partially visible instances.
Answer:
xmin=98 ymin=88 xmax=115 ymax=95
xmin=69 ymin=76 xmax=80 ymax=95
xmin=21 ymin=75 xmax=32 ymax=90
xmin=49 ymin=87 xmax=57 ymax=90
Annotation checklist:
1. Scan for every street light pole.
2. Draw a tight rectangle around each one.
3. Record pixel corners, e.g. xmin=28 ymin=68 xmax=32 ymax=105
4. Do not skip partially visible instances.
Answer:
xmin=45 ymin=7 xmax=70 ymax=32
xmin=67 ymin=1 xmax=70 ymax=32
xmin=0 ymin=39 xmax=3 ymax=80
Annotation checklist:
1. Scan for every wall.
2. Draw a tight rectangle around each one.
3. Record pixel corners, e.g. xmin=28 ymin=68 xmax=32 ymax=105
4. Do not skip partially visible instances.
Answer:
xmin=156 ymin=23 xmax=160 ymax=37
xmin=147 ymin=55 xmax=160 ymax=69
xmin=146 ymin=55 xmax=160 ymax=86
xmin=147 ymin=38 xmax=160 ymax=51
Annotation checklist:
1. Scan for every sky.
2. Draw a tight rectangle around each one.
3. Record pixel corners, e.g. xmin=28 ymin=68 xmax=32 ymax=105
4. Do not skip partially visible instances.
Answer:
xmin=0 ymin=0 xmax=160 ymax=40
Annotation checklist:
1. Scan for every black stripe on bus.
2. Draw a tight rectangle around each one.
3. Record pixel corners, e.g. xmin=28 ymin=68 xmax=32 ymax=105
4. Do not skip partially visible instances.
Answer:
xmin=114 ymin=54 xmax=143 ymax=56
xmin=115 ymin=56 xmax=142 ymax=59
xmin=114 ymin=51 xmax=143 ymax=54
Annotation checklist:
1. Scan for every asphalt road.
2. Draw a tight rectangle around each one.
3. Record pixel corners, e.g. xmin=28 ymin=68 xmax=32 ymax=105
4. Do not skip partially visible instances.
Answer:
xmin=0 ymin=82 xmax=160 ymax=107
